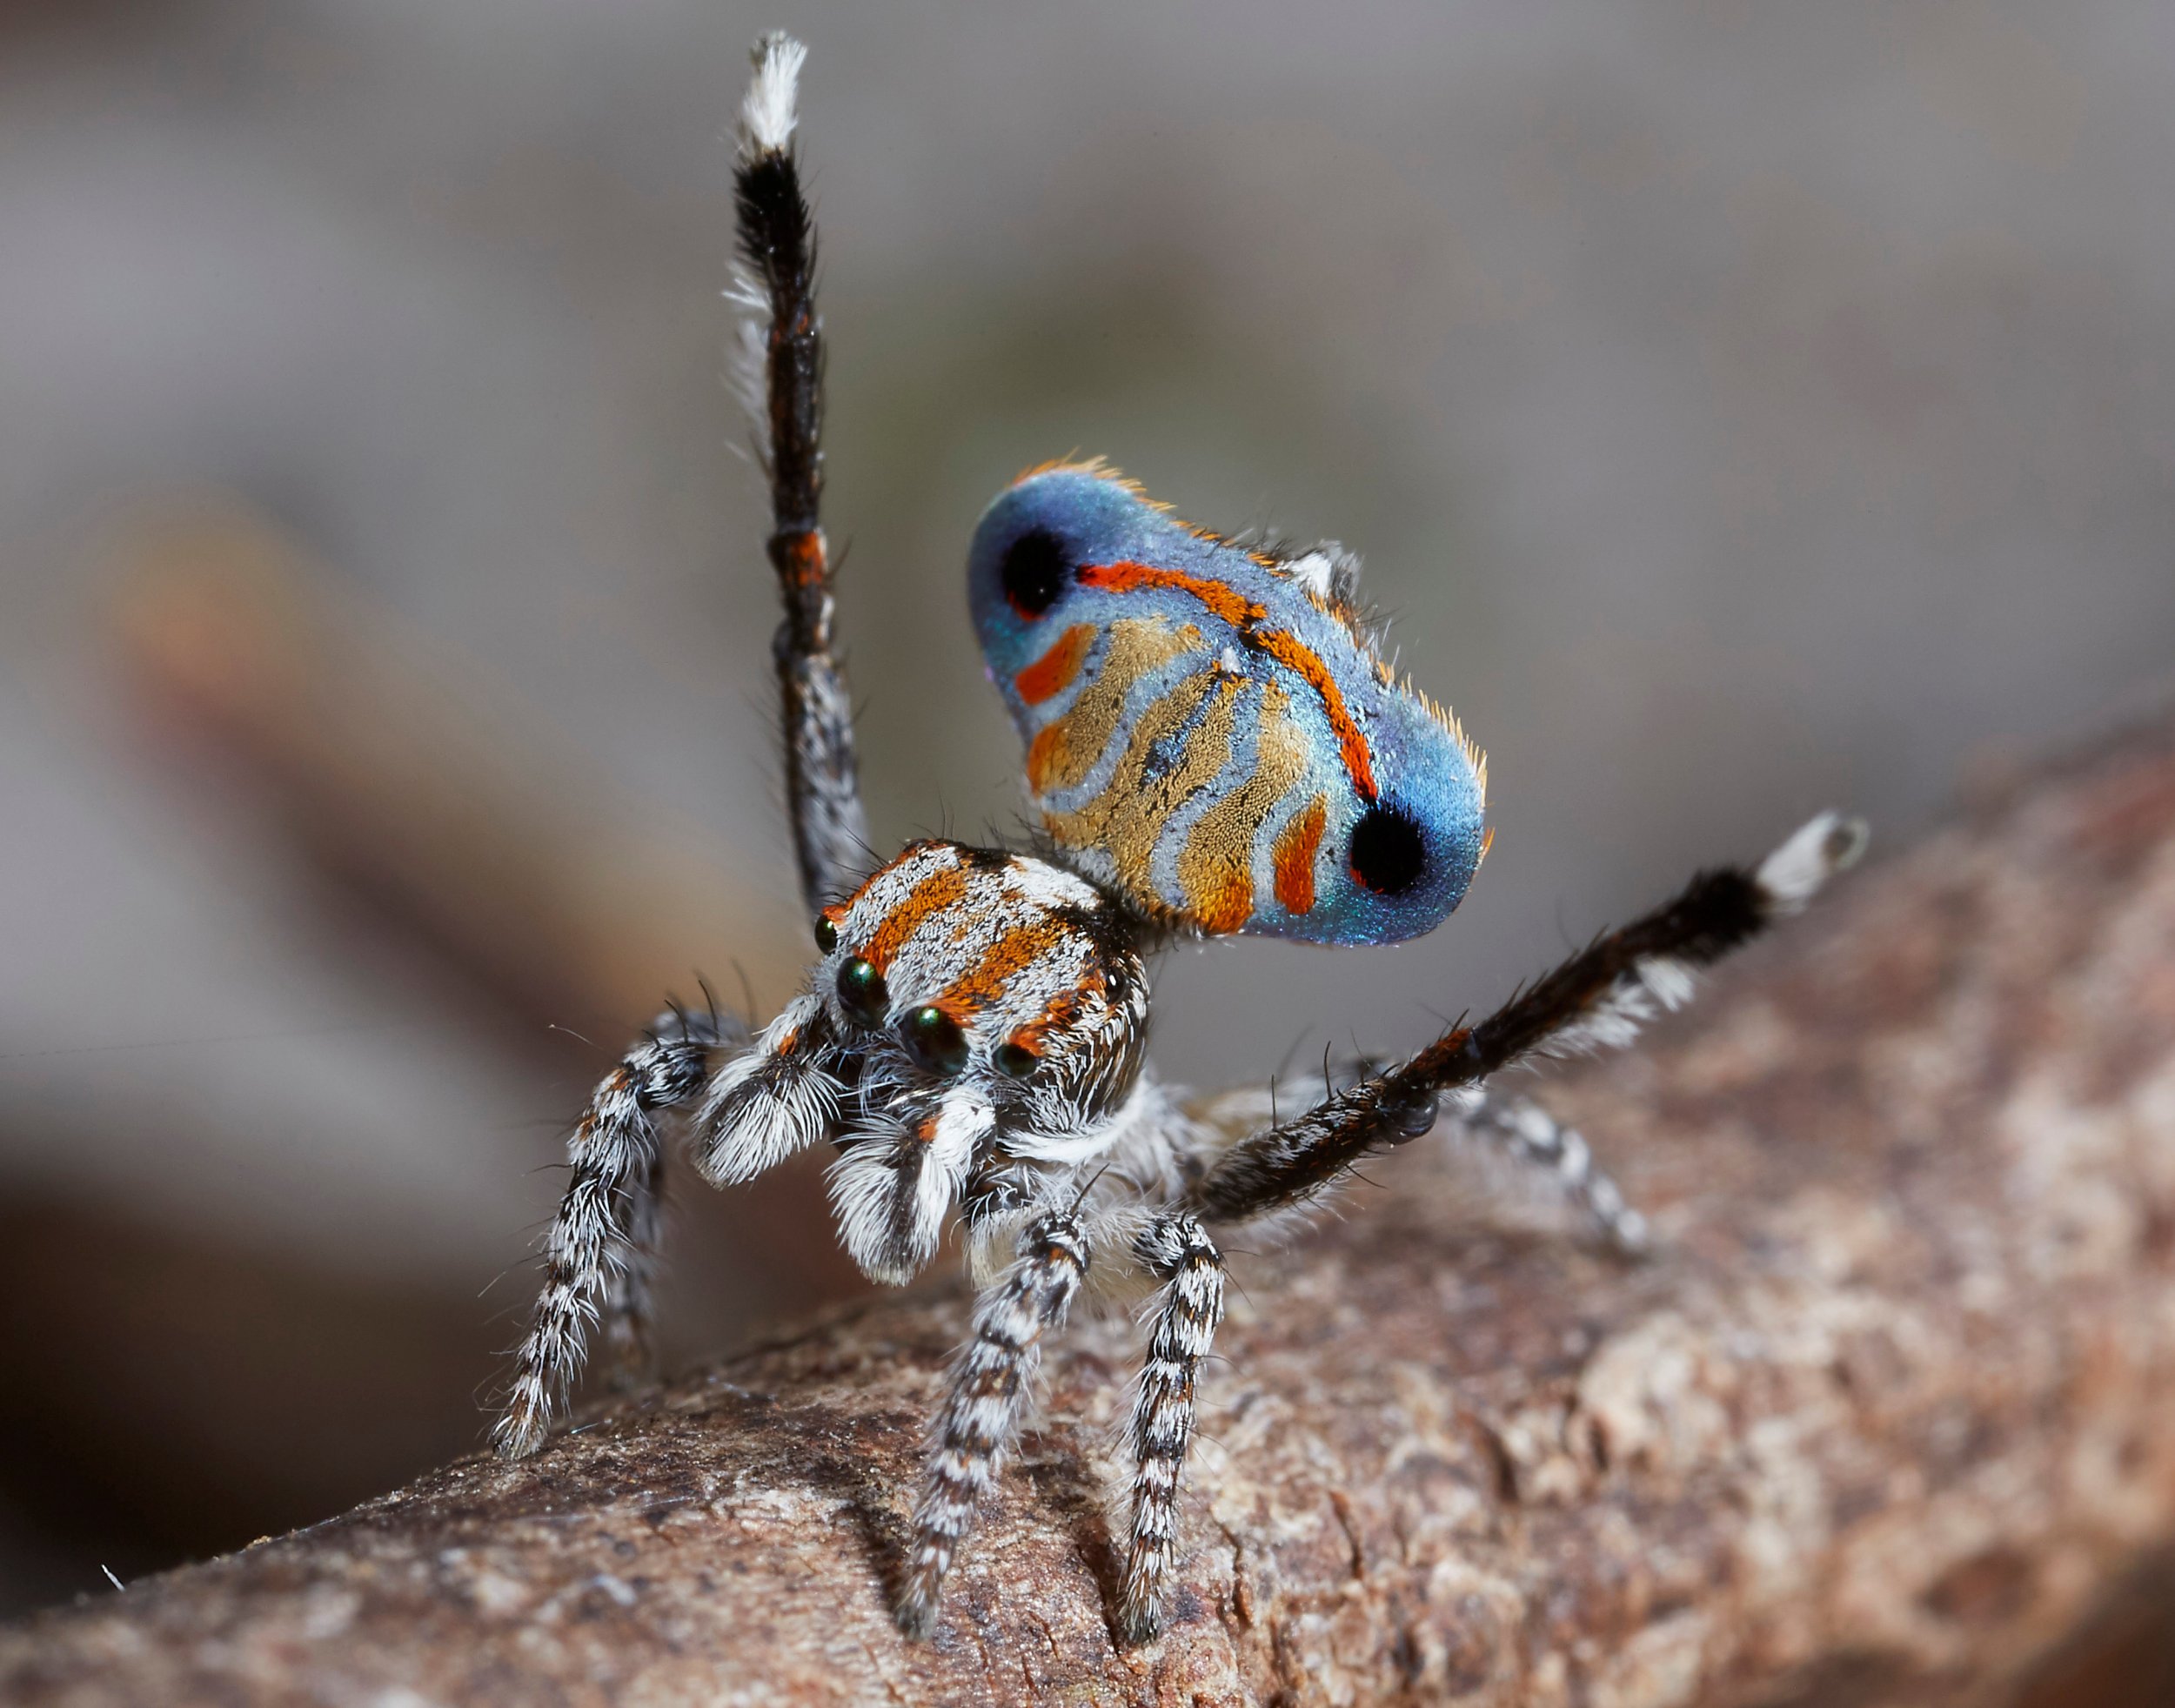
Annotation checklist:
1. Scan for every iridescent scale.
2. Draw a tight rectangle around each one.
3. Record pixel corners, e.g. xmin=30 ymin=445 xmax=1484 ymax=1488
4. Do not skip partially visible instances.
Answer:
xmin=968 ymin=464 xmax=1489 ymax=945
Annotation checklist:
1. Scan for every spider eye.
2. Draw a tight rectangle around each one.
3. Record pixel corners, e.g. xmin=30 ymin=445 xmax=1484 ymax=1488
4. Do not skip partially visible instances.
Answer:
xmin=902 ymin=1006 xmax=969 ymax=1075
xmin=1000 ymin=527 xmax=1071 ymax=618
xmin=994 ymin=1041 xmax=1040 ymax=1081
xmin=813 ymin=915 xmax=838 ymax=954
xmin=836 ymin=956 xmax=888 ymax=1025
xmin=1348 ymin=804 xmax=1428 ymax=898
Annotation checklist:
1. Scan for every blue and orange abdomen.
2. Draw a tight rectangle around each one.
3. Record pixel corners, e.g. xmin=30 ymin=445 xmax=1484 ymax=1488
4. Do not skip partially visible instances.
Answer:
xmin=967 ymin=464 xmax=1488 ymax=946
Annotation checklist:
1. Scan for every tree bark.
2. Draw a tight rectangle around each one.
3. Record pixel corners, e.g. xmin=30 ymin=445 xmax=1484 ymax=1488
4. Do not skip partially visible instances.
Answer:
xmin=7 ymin=713 xmax=2175 ymax=1708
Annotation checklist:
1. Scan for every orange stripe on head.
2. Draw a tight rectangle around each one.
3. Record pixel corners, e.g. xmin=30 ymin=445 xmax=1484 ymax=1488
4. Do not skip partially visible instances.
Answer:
xmin=1272 ymin=794 xmax=1327 ymax=915
xmin=1014 ymin=624 xmax=1094 ymax=706
xmin=1011 ymin=974 xmax=1101 ymax=1053
xmin=860 ymin=864 xmax=970 ymax=973
xmin=1254 ymin=629 xmax=1377 ymax=801
xmin=943 ymin=921 xmax=1061 ymax=1010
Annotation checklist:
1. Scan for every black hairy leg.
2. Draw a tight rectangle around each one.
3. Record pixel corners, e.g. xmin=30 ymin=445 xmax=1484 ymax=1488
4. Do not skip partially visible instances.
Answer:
xmin=1185 ymin=814 xmax=1867 ymax=1226
xmin=733 ymin=33 xmax=867 ymax=910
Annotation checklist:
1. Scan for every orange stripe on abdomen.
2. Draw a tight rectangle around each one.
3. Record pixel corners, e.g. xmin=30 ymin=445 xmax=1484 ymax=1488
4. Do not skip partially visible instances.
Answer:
xmin=1078 ymin=560 xmax=1262 ymax=630
xmin=1079 ymin=561 xmax=1377 ymax=802
xmin=1174 ymin=685 xmax=1309 ymax=934
xmin=1026 ymin=616 xmax=1199 ymax=795
xmin=1271 ymin=794 xmax=1327 ymax=915
xmin=1254 ymin=629 xmax=1376 ymax=801
xmin=1014 ymin=624 xmax=1094 ymax=706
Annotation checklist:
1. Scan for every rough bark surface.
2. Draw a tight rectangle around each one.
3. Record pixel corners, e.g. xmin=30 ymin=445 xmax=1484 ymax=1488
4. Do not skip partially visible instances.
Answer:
xmin=6 ymin=717 xmax=2175 ymax=1707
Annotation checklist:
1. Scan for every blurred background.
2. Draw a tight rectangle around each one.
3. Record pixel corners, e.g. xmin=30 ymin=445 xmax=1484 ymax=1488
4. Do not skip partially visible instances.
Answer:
xmin=0 ymin=0 xmax=2170 ymax=1628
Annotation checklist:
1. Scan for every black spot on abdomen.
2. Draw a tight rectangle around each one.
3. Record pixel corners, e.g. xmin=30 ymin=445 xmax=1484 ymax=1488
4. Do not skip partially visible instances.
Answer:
xmin=1348 ymin=804 xmax=1428 ymax=897
xmin=1000 ymin=527 xmax=1071 ymax=617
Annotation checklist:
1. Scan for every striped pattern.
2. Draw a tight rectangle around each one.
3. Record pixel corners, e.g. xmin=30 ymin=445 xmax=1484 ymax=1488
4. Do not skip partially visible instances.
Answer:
xmin=897 ymin=1211 xmax=1088 ymax=1638
xmin=969 ymin=465 xmax=1490 ymax=945
xmin=826 ymin=842 xmax=1135 ymax=1068
xmin=1077 ymin=559 xmax=1382 ymax=800
xmin=495 ymin=1011 xmax=730 ymax=1460
xmin=1120 ymin=1215 xmax=1226 ymax=1644
xmin=1448 ymin=1088 xmax=1650 ymax=1255
xmin=806 ymin=842 xmax=1150 ymax=1281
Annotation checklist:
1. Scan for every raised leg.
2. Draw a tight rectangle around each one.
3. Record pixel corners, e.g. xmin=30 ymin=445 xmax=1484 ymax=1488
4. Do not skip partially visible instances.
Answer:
xmin=1119 ymin=1214 xmax=1226 ymax=1644
xmin=733 ymin=34 xmax=869 ymax=910
xmin=494 ymin=1010 xmax=731 ymax=1457
xmin=896 ymin=1209 xmax=1088 ymax=1638
xmin=1186 ymin=813 xmax=1867 ymax=1226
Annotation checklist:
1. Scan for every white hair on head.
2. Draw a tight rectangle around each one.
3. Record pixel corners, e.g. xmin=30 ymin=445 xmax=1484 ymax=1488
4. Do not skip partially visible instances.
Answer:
xmin=739 ymin=31 xmax=806 ymax=159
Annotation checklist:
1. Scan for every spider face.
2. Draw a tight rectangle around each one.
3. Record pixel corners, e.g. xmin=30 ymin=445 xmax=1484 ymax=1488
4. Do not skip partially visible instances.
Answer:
xmin=815 ymin=840 xmax=1148 ymax=1135
xmin=695 ymin=839 xmax=1149 ymax=1283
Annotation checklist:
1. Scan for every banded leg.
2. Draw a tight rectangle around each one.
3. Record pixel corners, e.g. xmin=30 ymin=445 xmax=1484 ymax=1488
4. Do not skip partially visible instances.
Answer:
xmin=598 ymin=1129 xmax=669 ymax=1384
xmin=494 ymin=1012 xmax=726 ymax=1457
xmin=733 ymin=35 xmax=868 ymax=909
xmin=1187 ymin=813 xmax=1867 ymax=1225
xmin=1120 ymin=1215 xmax=1226 ymax=1645
xmin=1447 ymin=1088 xmax=1649 ymax=1254
xmin=897 ymin=1210 xmax=1088 ymax=1638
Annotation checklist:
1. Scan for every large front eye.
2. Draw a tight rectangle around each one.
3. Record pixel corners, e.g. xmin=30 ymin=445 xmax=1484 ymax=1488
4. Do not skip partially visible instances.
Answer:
xmin=836 ymin=956 xmax=888 ymax=1025
xmin=901 ymin=1006 xmax=969 ymax=1075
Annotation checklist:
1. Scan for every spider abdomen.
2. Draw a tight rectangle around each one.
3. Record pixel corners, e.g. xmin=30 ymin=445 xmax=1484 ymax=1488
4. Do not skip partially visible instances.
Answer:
xmin=968 ymin=464 xmax=1489 ymax=945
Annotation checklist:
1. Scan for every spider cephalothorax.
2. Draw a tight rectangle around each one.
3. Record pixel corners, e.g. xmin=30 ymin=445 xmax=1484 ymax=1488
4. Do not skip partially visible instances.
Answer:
xmin=493 ymin=34 xmax=1865 ymax=1650
xmin=695 ymin=839 xmax=1148 ymax=1283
